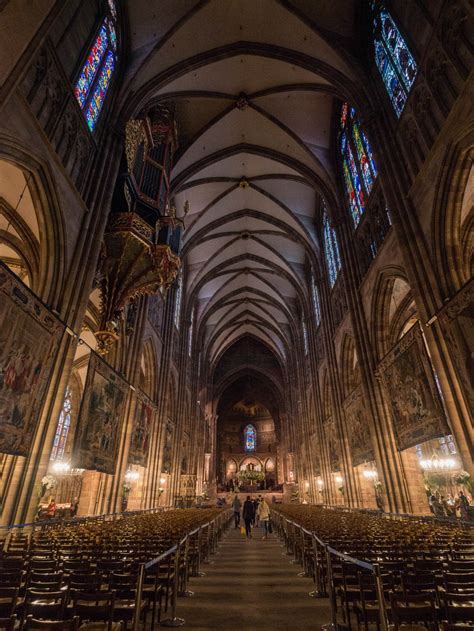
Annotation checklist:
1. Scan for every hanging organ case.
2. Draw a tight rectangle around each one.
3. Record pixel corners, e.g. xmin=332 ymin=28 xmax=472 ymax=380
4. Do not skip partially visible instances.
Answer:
xmin=95 ymin=104 xmax=187 ymax=355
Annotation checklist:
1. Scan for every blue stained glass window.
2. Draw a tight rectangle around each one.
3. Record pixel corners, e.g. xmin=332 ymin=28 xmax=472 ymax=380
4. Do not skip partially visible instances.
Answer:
xmin=244 ymin=424 xmax=257 ymax=452
xmin=51 ymin=387 xmax=72 ymax=461
xmin=373 ymin=5 xmax=418 ymax=117
xmin=74 ymin=3 xmax=118 ymax=132
xmin=74 ymin=23 xmax=108 ymax=108
xmin=340 ymin=103 xmax=379 ymax=227
xmin=323 ymin=211 xmax=341 ymax=287
xmin=85 ymin=51 xmax=115 ymax=131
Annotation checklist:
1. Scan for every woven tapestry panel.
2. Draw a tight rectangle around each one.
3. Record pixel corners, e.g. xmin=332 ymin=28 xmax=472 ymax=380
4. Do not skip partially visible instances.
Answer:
xmin=73 ymin=353 xmax=128 ymax=474
xmin=128 ymin=391 xmax=154 ymax=467
xmin=378 ymin=322 xmax=449 ymax=450
xmin=344 ymin=386 xmax=375 ymax=467
xmin=0 ymin=264 xmax=63 ymax=456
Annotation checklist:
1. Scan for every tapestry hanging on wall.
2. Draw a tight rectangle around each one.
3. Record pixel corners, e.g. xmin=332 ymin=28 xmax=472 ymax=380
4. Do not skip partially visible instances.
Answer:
xmin=310 ymin=431 xmax=321 ymax=475
xmin=438 ymin=279 xmax=474 ymax=420
xmin=324 ymin=417 xmax=341 ymax=472
xmin=344 ymin=386 xmax=375 ymax=466
xmin=73 ymin=353 xmax=128 ymax=474
xmin=128 ymin=390 xmax=154 ymax=467
xmin=378 ymin=322 xmax=449 ymax=451
xmin=0 ymin=263 xmax=64 ymax=456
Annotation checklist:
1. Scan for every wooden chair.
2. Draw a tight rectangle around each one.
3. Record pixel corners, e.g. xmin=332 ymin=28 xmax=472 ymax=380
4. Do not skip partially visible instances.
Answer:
xmin=23 ymin=588 xmax=68 ymax=621
xmin=390 ymin=592 xmax=438 ymax=631
xmin=71 ymin=590 xmax=116 ymax=631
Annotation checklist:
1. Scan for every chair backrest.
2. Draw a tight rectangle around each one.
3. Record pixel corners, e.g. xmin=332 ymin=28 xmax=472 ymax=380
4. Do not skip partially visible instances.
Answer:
xmin=442 ymin=593 xmax=474 ymax=624
xmin=0 ymin=616 xmax=17 ymax=631
xmin=24 ymin=615 xmax=80 ymax=630
xmin=390 ymin=592 xmax=437 ymax=628
xmin=72 ymin=590 xmax=116 ymax=624
xmin=0 ymin=588 xmax=18 ymax=616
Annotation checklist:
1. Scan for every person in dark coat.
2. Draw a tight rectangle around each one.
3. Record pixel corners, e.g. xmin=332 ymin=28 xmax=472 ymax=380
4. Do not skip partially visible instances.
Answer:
xmin=242 ymin=495 xmax=255 ymax=538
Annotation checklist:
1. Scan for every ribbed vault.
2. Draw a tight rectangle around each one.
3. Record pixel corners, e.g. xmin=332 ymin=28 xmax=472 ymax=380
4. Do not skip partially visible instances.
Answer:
xmin=119 ymin=0 xmax=365 ymax=376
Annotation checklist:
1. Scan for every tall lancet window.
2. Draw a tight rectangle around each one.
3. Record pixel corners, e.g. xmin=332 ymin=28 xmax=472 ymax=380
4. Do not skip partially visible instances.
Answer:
xmin=340 ymin=103 xmax=378 ymax=227
xmin=312 ymin=277 xmax=321 ymax=327
xmin=372 ymin=3 xmax=417 ymax=117
xmin=51 ymin=387 xmax=72 ymax=461
xmin=302 ymin=319 xmax=309 ymax=356
xmin=323 ymin=210 xmax=341 ymax=287
xmin=188 ymin=309 xmax=194 ymax=356
xmin=244 ymin=424 xmax=257 ymax=452
xmin=174 ymin=275 xmax=182 ymax=328
xmin=74 ymin=0 xmax=118 ymax=131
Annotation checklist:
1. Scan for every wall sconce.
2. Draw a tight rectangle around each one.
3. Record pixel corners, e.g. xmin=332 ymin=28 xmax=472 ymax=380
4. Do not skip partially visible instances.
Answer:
xmin=363 ymin=470 xmax=378 ymax=480
xmin=125 ymin=469 xmax=140 ymax=483
xmin=335 ymin=475 xmax=344 ymax=485
xmin=51 ymin=461 xmax=71 ymax=474
xmin=420 ymin=457 xmax=458 ymax=471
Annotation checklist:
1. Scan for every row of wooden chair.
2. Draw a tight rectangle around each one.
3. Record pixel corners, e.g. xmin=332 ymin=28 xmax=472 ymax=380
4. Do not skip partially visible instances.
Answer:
xmin=273 ymin=506 xmax=473 ymax=631
xmin=0 ymin=508 xmax=228 ymax=630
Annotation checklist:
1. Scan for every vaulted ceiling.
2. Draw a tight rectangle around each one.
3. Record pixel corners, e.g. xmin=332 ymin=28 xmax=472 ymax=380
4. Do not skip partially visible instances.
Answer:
xmin=119 ymin=0 xmax=367 ymax=376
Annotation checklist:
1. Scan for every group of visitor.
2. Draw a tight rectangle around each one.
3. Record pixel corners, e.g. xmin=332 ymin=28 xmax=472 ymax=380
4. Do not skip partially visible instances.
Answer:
xmin=232 ymin=494 xmax=271 ymax=539
xmin=428 ymin=490 xmax=470 ymax=520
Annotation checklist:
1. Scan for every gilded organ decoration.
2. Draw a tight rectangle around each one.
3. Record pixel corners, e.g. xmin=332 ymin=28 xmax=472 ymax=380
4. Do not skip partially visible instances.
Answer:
xmin=95 ymin=106 xmax=184 ymax=355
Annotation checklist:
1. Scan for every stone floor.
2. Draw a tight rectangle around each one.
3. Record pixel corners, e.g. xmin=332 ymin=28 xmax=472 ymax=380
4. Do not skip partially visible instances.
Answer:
xmin=174 ymin=523 xmax=331 ymax=630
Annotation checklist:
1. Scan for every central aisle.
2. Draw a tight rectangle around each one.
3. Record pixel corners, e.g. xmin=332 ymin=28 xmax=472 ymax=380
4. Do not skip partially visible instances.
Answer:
xmin=176 ymin=522 xmax=330 ymax=630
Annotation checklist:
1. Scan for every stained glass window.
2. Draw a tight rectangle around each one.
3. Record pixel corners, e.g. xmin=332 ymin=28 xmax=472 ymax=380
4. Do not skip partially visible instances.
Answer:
xmin=108 ymin=0 xmax=117 ymax=20
xmin=174 ymin=275 xmax=182 ymax=328
xmin=340 ymin=104 xmax=378 ymax=227
xmin=188 ymin=310 xmax=194 ymax=356
xmin=74 ymin=23 xmax=108 ymax=108
xmin=244 ymin=424 xmax=257 ymax=452
xmin=74 ymin=4 xmax=118 ymax=132
xmin=312 ymin=277 xmax=321 ymax=327
xmin=323 ymin=211 xmax=341 ymax=287
xmin=51 ymin=387 xmax=72 ymax=461
xmin=373 ymin=4 xmax=417 ymax=117
xmin=302 ymin=319 xmax=309 ymax=355
xmin=85 ymin=51 xmax=115 ymax=132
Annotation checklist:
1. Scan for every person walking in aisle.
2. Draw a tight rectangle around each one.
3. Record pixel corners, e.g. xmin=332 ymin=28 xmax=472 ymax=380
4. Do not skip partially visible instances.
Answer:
xmin=257 ymin=498 xmax=271 ymax=539
xmin=242 ymin=495 xmax=255 ymax=538
xmin=232 ymin=494 xmax=241 ymax=528
xmin=253 ymin=496 xmax=260 ymax=527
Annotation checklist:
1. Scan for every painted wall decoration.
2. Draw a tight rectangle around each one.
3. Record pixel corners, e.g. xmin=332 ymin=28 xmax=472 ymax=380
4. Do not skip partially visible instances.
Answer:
xmin=378 ymin=322 xmax=449 ymax=450
xmin=344 ymin=386 xmax=374 ymax=466
xmin=73 ymin=353 xmax=128 ymax=474
xmin=438 ymin=279 xmax=474 ymax=419
xmin=0 ymin=264 xmax=64 ymax=456
xmin=129 ymin=391 xmax=154 ymax=467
